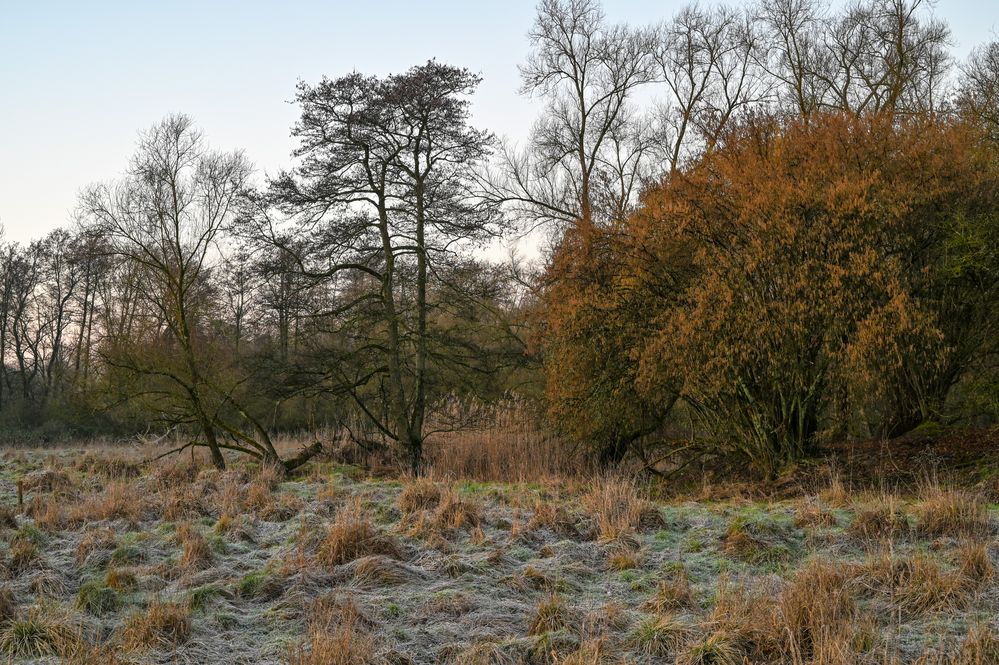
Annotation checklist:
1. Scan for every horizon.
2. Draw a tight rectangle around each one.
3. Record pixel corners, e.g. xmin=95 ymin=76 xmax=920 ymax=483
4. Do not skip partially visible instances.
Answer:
xmin=1 ymin=0 xmax=996 ymax=244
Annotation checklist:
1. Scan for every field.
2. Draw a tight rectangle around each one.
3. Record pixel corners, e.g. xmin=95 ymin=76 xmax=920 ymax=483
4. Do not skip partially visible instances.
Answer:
xmin=1 ymin=440 xmax=998 ymax=664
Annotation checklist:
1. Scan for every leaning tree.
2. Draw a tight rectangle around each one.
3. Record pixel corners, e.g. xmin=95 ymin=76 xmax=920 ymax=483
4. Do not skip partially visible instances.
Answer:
xmin=80 ymin=114 xmax=320 ymax=471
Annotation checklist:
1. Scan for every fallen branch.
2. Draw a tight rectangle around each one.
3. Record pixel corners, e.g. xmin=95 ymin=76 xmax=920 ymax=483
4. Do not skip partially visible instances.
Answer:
xmin=283 ymin=440 xmax=324 ymax=472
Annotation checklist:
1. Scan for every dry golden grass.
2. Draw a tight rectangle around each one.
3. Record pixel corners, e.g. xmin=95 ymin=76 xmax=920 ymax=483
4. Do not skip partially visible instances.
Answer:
xmin=316 ymin=479 xmax=339 ymax=505
xmin=645 ymin=565 xmax=695 ymax=613
xmin=950 ymin=624 xmax=999 ymax=665
xmin=289 ymin=592 xmax=380 ymax=664
xmin=287 ymin=622 xmax=377 ymax=665
xmin=54 ymin=640 xmax=130 ymax=665
xmin=954 ymin=540 xmax=996 ymax=586
xmin=244 ymin=479 xmax=276 ymax=515
xmin=215 ymin=474 xmax=246 ymax=517
xmin=772 ymin=558 xmax=864 ymax=662
xmin=317 ymin=499 xmax=401 ymax=568
xmin=119 ymin=599 xmax=191 ymax=651
xmin=20 ymin=469 xmax=71 ymax=493
xmin=74 ymin=453 xmax=141 ymax=480
xmin=398 ymin=477 xmax=442 ymax=513
xmin=177 ymin=523 xmax=213 ymax=570
xmin=75 ymin=527 xmax=117 ymax=565
xmin=914 ymin=486 xmax=991 ymax=540
xmin=104 ymin=568 xmax=138 ymax=592
xmin=794 ymin=498 xmax=837 ymax=528
xmin=860 ymin=551 xmax=970 ymax=615
xmin=150 ymin=459 xmax=199 ymax=489
xmin=510 ymin=564 xmax=558 ymax=593
xmin=214 ymin=512 xmax=254 ymax=542
xmin=399 ymin=483 xmax=482 ymax=540
xmin=230 ymin=466 xmax=299 ymax=521
xmin=607 ymin=547 xmax=641 ymax=571
xmin=162 ymin=485 xmax=206 ymax=521
xmin=677 ymin=630 xmax=742 ymax=665
xmin=703 ymin=574 xmax=868 ymax=662
xmin=66 ymin=481 xmax=147 ymax=526
xmin=25 ymin=496 xmax=65 ymax=531
xmin=308 ymin=592 xmax=375 ymax=633
xmin=631 ymin=612 xmax=693 ymax=658
xmin=600 ymin=601 xmax=631 ymax=632
xmin=433 ymin=488 xmax=482 ymax=531
xmin=583 ymin=476 xmax=661 ymax=543
xmin=720 ymin=518 xmax=766 ymax=562
xmin=819 ymin=468 xmax=851 ymax=507
xmin=8 ymin=539 xmax=42 ymax=574
xmin=350 ymin=555 xmax=410 ymax=587
xmin=423 ymin=405 xmax=588 ymax=482
xmin=528 ymin=497 xmax=581 ymax=537
xmin=707 ymin=582 xmax=769 ymax=651
xmin=5 ymin=437 xmax=999 ymax=664
xmin=560 ymin=639 xmax=609 ymax=665
xmin=848 ymin=493 xmax=909 ymax=543
xmin=529 ymin=593 xmax=571 ymax=636
xmin=0 ymin=604 xmax=77 ymax=660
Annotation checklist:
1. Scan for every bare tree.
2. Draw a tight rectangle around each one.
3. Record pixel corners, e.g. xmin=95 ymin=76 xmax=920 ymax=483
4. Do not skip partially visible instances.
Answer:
xmin=481 ymin=0 xmax=656 ymax=235
xmin=756 ymin=0 xmax=950 ymax=116
xmin=36 ymin=229 xmax=82 ymax=405
xmin=80 ymin=115 xmax=318 ymax=471
xmin=652 ymin=4 xmax=767 ymax=174
xmin=960 ymin=41 xmax=999 ymax=139
xmin=756 ymin=0 xmax=829 ymax=115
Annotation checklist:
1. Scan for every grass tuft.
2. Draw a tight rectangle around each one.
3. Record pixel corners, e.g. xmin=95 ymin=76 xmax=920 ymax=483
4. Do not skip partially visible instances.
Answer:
xmin=398 ymin=477 xmax=442 ymax=513
xmin=177 ymin=523 xmax=214 ymax=570
xmin=529 ymin=593 xmax=571 ymax=636
xmin=914 ymin=487 xmax=991 ymax=540
xmin=677 ymin=630 xmax=742 ymax=665
xmin=0 ymin=586 xmax=15 ymax=626
xmin=646 ymin=565 xmax=695 ymax=612
xmin=317 ymin=499 xmax=401 ymax=568
xmin=0 ymin=606 xmax=75 ymax=659
xmin=119 ymin=599 xmax=191 ymax=651
xmin=583 ymin=476 xmax=661 ymax=542
xmin=76 ymin=580 xmax=120 ymax=615
xmin=631 ymin=612 xmax=692 ymax=657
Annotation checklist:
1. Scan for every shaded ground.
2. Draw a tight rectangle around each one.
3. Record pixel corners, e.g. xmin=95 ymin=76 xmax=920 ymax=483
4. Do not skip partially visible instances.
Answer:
xmin=661 ymin=427 xmax=999 ymax=502
xmin=0 ymin=443 xmax=997 ymax=663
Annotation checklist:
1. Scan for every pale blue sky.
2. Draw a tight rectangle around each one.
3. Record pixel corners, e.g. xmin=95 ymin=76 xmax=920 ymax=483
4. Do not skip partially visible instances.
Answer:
xmin=1 ymin=0 xmax=996 ymax=243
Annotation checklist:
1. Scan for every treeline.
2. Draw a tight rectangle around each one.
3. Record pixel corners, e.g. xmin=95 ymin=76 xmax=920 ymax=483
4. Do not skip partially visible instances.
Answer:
xmin=2 ymin=0 xmax=998 ymax=476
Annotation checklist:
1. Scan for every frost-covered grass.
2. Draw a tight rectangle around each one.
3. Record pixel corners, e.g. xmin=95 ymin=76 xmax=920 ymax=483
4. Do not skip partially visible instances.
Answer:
xmin=0 ymin=446 xmax=997 ymax=664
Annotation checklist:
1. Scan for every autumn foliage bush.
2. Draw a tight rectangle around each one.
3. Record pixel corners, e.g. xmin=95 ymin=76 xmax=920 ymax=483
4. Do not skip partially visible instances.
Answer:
xmin=541 ymin=111 xmax=999 ymax=477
